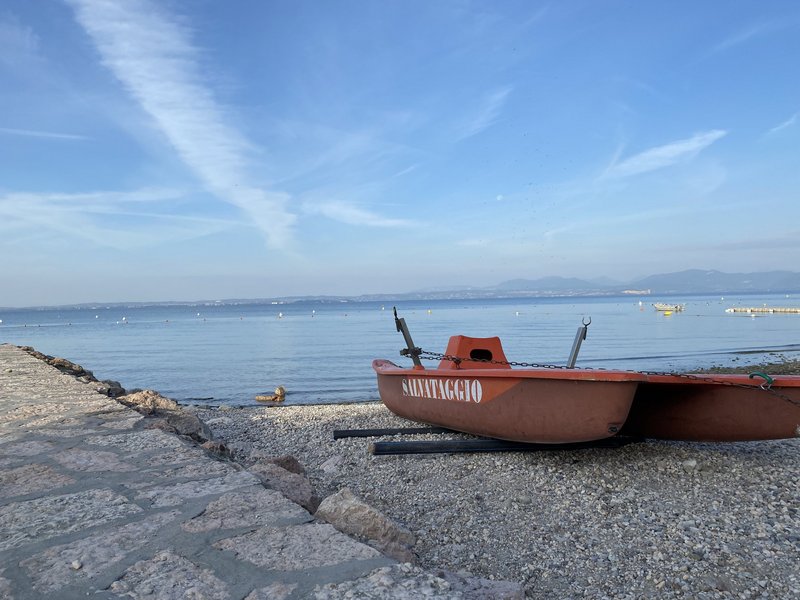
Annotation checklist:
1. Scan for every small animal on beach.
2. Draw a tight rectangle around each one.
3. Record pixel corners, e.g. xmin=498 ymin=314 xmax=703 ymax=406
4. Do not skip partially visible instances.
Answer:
xmin=255 ymin=386 xmax=286 ymax=402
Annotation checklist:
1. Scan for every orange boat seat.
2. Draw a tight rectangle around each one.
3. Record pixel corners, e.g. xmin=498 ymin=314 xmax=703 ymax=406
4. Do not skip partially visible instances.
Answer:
xmin=438 ymin=335 xmax=512 ymax=370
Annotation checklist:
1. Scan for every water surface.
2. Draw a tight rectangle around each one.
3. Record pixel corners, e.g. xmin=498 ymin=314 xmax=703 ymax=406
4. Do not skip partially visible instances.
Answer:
xmin=2 ymin=294 xmax=799 ymax=406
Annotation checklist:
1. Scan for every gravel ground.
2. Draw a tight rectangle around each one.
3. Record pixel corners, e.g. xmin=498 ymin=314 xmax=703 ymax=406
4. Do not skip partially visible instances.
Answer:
xmin=697 ymin=359 xmax=800 ymax=376
xmin=194 ymin=402 xmax=800 ymax=600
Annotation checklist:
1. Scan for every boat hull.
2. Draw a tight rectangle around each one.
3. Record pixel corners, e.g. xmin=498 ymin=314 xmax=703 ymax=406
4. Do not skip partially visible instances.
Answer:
xmin=373 ymin=360 xmax=643 ymax=443
xmin=623 ymin=374 xmax=800 ymax=441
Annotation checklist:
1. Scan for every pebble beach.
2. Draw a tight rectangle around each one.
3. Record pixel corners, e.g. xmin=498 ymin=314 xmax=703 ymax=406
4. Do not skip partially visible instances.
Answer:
xmin=195 ymin=402 xmax=800 ymax=599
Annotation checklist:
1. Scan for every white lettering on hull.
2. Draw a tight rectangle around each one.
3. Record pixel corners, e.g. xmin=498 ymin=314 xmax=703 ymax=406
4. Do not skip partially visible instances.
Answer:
xmin=401 ymin=377 xmax=483 ymax=403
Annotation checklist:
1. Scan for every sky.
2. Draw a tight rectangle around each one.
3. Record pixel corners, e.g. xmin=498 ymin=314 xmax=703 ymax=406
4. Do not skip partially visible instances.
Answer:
xmin=1 ymin=0 xmax=799 ymax=306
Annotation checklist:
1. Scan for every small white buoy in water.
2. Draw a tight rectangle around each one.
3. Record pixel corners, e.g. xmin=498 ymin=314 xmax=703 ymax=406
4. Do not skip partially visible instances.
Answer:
xmin=95 ymin=315 xmax=99 ymax=319
xmin=278 ymin=312 xmax=283 ymax=319
xmin=515 ymin=311 xmax=520 ymax=316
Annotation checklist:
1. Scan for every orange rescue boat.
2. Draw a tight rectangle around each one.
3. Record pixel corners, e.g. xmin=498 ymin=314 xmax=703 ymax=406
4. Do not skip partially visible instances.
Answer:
xmin=373 ymin=310 xmax=800 ymax=444
xmin=373 ymin=313 xmax=646 ymax=443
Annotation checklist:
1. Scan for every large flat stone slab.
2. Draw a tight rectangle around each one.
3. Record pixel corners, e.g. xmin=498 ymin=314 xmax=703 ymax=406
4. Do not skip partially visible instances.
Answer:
xmin=53 ymin=448 xmax=136 ymax=472
xmin=214 ymin=523 xmax=381 ymax=570
xmin=182 ymin=488 xmax=311 ymax=533
xmin=135 ymin=470 xmax=260 ymax=507
xmin=0 ymin=488 xmax=142 ymax=551
xmin=107 ymin=550 xmax=231 ymax=599
xmin=20 ymin=511 xmax=181 ymax=594
xmin=0 ymin=463 xmax=75 ymax=498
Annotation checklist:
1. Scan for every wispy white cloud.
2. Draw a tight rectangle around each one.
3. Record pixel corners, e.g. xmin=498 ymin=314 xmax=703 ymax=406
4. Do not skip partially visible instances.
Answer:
xmin=602 ymin=130 xmax=727 ymax=179
xmin=455 ymin=238 xmax=490 ymax=247
xmin=392 ymin=164 xmax=419 ymax=178
xmin=304 ymin=200 xmax=414 ymax=228
xmin=0 ymin=15 xmax=40 ymax=69
xmin=711 ymin=21 xmax=783 ymax=54
xmin=0 ymin=127 xmax=88 ymax=140
xmin=767 ymin=112 xmax=798 ymax=135
xmin=3 ymin=187 xmax=188 ymax=208
xmin=66 ymin=0 xmax=295 ymax=247
xmin=276 ymin=128 xmax=389 ymax=184
xmin=0 ymin=188 xmax=237 ymax=249
xmin=457 ymin=86 xmax=512 ymax=140
xmin=265 ymin=116 xmax=419 ymax=190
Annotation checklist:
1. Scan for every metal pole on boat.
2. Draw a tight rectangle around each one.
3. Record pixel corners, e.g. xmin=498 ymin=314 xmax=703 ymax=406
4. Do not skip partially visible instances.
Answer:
xmin=567 ymin=317 xmax=591 ymax=368
xmin=393 ymin=307 xmax=423 ymax=368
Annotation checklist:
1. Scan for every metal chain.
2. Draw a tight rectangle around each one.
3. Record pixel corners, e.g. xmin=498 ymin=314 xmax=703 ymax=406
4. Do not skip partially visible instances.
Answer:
xmin=414 ymin=349 xmax=800 ymax=409
xmin=418 ymin=350 xmax=569 ymax=370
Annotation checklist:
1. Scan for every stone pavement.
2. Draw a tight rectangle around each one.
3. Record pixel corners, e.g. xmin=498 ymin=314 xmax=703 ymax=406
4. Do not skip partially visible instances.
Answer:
xmin=0 ymin=344 xmax=515 ymax=599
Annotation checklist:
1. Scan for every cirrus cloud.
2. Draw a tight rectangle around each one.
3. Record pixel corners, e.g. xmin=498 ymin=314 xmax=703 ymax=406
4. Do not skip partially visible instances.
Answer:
xmin=603 ymin=130 xmax=727 ymax=179
xmin=67 ymin=0 xmax=295 ymax=247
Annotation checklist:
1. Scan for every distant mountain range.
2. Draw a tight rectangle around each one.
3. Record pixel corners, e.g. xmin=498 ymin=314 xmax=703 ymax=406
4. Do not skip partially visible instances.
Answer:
xmin=486 ymin=269 xmax=800 ymax=296
xmin=5 ymin=270 xmax=800 ymax=310
xmin=625 ymin=270 xmax=800 ymax=294
xmin=374 ymin=269 xmax=800 ymax=301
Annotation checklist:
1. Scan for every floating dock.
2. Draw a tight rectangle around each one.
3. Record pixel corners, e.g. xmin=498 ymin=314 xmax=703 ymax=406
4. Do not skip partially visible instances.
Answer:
xmin=725 ymin=307 xmax=800 ymax=314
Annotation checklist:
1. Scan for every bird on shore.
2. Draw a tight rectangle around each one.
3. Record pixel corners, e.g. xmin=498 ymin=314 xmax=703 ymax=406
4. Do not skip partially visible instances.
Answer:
xmin=255 ymin=386 xmax=286 ymax=402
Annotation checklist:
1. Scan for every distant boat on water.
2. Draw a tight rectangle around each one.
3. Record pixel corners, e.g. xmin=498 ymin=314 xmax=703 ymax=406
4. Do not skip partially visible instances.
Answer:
xmin=653 ymin=303 xmax=685 ymax=312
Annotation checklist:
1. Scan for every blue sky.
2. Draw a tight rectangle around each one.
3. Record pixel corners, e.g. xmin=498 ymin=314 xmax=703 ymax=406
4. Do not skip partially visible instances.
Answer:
xmin=1 ymin=1 xmax=799 ymax=306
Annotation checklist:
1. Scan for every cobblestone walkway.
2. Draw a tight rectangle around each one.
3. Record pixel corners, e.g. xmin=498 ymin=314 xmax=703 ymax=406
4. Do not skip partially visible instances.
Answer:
xmin=0 ymin=344 xmax=462 ymax=599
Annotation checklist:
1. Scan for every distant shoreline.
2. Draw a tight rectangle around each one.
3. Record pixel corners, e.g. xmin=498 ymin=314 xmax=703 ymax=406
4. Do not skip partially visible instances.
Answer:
xmin=2 ymin=288 xmax=799 ymax=311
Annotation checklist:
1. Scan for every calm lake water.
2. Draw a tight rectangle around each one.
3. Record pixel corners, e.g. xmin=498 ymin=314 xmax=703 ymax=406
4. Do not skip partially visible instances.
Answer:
xmin=2 ymin=294 xmax=799 ymax=406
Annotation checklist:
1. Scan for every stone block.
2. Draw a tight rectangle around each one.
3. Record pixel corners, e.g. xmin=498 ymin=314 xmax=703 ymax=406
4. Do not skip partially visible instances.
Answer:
xmin=214 ymin=523 xmax=380 ymax=570
xmin=0 ymin=489 xmax=142 ymax=552
xmin=314 ymin=488 xmax=416 ymax=562
xmin=247 ymin=461 xmax=319 ymax=512
xmin=182 ymin=488 xmax=310 ymax=533
xmin=135 ymin=471 xmax=260 ymax=507
xmin=53 ymin=448 xmax=135 ymax=472
xmin=0 ymin=463 xmax=75 ymax=498
xmin=20 ymin=511 xmax=180 ymax=593
xmin=0 ymin=440 xmax=56 ymax=457
xmin=107 ymin=550 xmax=229 ymax=599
